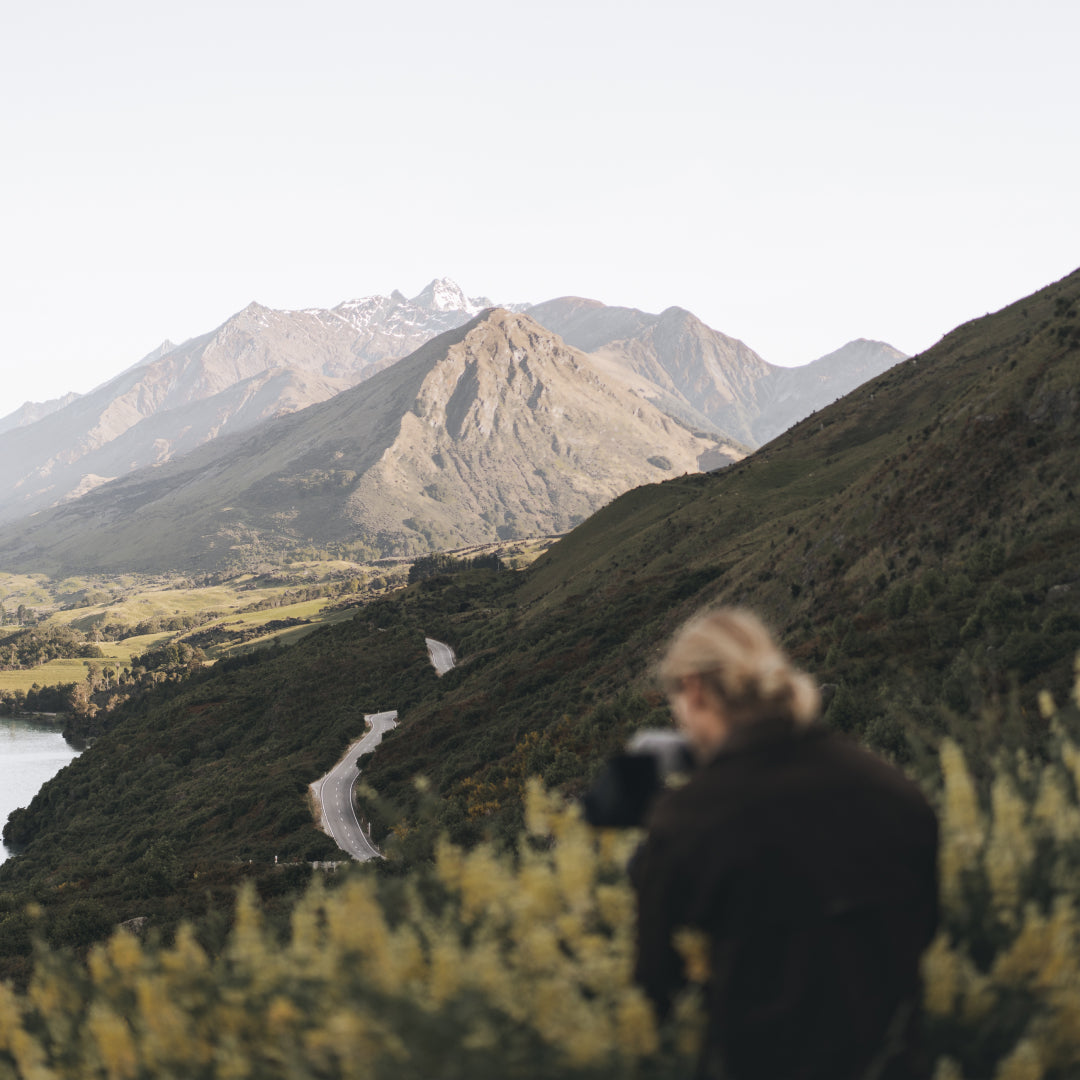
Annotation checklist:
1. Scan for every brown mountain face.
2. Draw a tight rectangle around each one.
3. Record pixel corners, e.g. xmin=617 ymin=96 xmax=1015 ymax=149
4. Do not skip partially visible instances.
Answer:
xmin=527 ymin=298 xmax=774 ymax=441
xmin=0 ymin=310 xmax=743 ymax=573
xmin=341 ymin=309 xmax=742 ymax=550
xmin=0 ymin=280 xmax=495 ymax=524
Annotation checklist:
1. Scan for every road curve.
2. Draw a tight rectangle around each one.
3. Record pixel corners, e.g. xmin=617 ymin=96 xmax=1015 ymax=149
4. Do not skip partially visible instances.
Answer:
xmin=315 ymin=711 xmax=398 ymax=861
xmin=425 ymin=637 xmax=456 ymax=675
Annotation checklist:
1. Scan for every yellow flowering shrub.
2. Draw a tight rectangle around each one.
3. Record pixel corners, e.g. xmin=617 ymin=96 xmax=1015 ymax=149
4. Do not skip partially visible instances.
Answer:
xmin=4 ymin=663 xmax=1080 ymax=1077
xmin=924 ymin=663 xmax=1080 ymax=1078
xmin=0 ymin=781 xmax=700 ymax=1079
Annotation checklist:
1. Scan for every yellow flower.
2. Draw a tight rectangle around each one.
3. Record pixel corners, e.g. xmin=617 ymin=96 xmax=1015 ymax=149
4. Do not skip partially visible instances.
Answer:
xmin=985 ymin=772 xmax=1035 ymax=918
xmin=87 ymin=1003 xmax=139 ymax=1080
xmin=1032 ymin=768 xmax=1080 ymax=844
xmin=107 ymin=928 xmax=145 ymax=978
xmin=993 ymin=1038 xmax=1045 ymax=1080
xmin=933 ymin=1056 xmax=966 ymax=1080
xmin=939 ymin=739 xmax=986 ymax=913
xmin=922 ymin=934 xmax=962 ymax=1018
xmin=426 ymin=935 xmax=463 ymax=1007
xmin=616 ymin=989 xmax=660 ymax=1057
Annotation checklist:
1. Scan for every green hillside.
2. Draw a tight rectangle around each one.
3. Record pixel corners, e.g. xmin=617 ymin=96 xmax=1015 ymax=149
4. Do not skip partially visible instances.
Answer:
xmin=1 ymin=267 xmax=1078 ymax=985
xmin=357 ymin=266 xmax=1080 ymax=842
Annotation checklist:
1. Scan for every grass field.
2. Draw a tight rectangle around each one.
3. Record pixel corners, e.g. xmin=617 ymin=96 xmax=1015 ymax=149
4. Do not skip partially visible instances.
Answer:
xmin=0 ymin=633 xmax=174 ymax=692
xmin=218 ymin=605 xmax=361 ymax=654
xmin=0 ymin=540 xmax=557 ymax=690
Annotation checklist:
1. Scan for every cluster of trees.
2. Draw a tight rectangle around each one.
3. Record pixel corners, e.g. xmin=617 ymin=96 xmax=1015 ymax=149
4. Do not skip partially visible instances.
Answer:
xmin=0 ymin=640 xmax=210 ymax=725
xmin=0 ymin=625 xmax=104 ymax=670
xmin=0 ymin=601 xmax=38 ymax=627
xmin=239 ymin=580 xmax=362 ymax=612
xmin=64 ymin=588 xmax=118 ymax=609
xmin=0 ymin=683 xmax=72 ymax=716
xmin=407 ymin=551 xmax=506 ymax=583
xmin=285 ymin=538 xmax=382 ymax=564
xmin=183 ymin=617 xmax=311 ymax=651
xmin=117 ymin=611 xmax=223 ymax=639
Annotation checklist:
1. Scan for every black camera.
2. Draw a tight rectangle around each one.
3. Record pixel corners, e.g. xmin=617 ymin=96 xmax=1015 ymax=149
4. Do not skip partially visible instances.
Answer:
xmin=582 ymin=730 xmax=695 ymax=827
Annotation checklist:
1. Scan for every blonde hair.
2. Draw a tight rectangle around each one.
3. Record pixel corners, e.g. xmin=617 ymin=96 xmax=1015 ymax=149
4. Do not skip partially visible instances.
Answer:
xmin=658 ymin=607 xmax=820 ymax=728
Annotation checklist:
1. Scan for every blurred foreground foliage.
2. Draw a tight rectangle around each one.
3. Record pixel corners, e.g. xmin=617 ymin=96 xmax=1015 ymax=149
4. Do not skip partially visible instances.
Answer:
xmin=4 ymin=671 xmax=1080 ymax=1078
xmin=0 ymin=783 xmax=699 ymax=1080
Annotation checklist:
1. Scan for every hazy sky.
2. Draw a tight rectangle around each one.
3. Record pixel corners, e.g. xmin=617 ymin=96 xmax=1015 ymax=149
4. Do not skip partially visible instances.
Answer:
xmin=2 ymin=0 xmax=1077 ymax=418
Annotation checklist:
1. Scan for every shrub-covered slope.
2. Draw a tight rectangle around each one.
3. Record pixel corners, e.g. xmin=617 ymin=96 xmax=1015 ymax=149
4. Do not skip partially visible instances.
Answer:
xmin=0 ymin=610 xmax=450 ymax=982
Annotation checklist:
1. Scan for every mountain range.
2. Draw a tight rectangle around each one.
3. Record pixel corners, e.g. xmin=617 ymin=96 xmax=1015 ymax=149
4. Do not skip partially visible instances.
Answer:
xmin=0 ymin=281 xmax=500 ymax=525
xmin=0 ymin=278 xmax=902 ymax=574
xmin=0 ymin=310 xmax=743 ymax=572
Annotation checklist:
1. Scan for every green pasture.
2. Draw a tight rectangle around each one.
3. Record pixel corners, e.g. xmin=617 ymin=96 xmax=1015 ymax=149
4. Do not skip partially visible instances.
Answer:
xmin=0 ymin=573 xmax=53 ymax=608
xmin=182 ymin=597 xmax=359 ymax=659
xmin=220 ymin=605 xmax=359 ymax=654
xmin=0 ymin=633 xmax=173 ymax=693
xmin=223 ymin=598 xmax=333 ymax=628
xmin=51 ymin=584 xmax=295 ymax=634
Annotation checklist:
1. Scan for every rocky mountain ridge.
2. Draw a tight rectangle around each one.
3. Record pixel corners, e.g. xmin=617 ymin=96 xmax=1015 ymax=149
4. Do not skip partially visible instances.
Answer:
xmin=0 ymin=310 xmax=743 ymax=573
xmin=0 ymin=279 xmax=905 ymax=534
xmin=0 ymin=280 xmax=502 ymax=524
xmin=527 ymin=296 xmax=905 ymax=444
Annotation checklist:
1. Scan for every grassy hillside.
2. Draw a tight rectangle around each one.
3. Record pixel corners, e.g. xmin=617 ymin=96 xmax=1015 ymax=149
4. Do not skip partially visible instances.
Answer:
xmin=356 ymin=266 xmax=1080 ymax=843
xmin=0 ymin=267 xmax=1077 ymax=985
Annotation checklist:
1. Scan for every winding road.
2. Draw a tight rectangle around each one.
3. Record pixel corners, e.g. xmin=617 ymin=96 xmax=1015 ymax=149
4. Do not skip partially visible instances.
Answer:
xmin=314 ymin=711 xmax=398 ymax=861
xmin=312 ymin=637 xmax=456 ymax=860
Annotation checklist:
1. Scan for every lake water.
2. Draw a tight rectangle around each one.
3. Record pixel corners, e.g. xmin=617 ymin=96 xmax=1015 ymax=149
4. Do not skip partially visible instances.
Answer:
xmin=0 ymin=718 xmax=81 ymax=864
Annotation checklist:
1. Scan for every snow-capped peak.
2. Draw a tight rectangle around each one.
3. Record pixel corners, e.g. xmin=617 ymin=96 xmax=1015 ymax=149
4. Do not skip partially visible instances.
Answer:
xmin=411 ymin=278 xmax=474 ymax=314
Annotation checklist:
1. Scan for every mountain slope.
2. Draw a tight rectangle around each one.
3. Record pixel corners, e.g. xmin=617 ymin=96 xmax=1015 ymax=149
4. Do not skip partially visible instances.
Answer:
xmin=0 ymin=280 xmax=498 ymax=523
xmin=0 ymin=392 xmax=82 ymax=436
xmin=0 ymin=311 xmax=743 ymax=573
xmin=751 ymin=338 xmax=908 ymax=443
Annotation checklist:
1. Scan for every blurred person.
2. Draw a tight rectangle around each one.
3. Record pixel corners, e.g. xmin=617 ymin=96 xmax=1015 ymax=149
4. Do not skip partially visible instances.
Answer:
xmin=632 ymin=608 xmax=939 ymax=1080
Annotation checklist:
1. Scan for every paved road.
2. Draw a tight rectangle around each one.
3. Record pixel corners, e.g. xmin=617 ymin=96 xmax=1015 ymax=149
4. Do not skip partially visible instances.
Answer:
xmin=315 ymin=711 xmax=398 ymax=861
xmin=313 ymin=638 xmax=453 ymax=859
xmin=425 ymin=637 xmax=456 ymax=675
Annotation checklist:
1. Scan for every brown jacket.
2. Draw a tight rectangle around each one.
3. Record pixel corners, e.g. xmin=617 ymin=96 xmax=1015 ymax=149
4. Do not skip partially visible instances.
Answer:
xmin=632 ymin=719 xmax=939 ymax=1080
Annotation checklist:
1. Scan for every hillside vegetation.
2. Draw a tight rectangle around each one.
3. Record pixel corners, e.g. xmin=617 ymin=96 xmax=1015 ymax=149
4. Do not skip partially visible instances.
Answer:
xmin=354 ymin=266 xmax=1080 ymax=845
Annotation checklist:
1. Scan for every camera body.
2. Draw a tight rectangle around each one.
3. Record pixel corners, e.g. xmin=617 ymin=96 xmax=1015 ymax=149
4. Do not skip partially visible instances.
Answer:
xmin=583 ymin=730 xmax=695 ymax=827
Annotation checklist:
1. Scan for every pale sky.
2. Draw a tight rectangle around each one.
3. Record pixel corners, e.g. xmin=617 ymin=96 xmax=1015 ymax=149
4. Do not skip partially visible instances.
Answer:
xmin=1 ymin=0 xmax=1078 ymax=419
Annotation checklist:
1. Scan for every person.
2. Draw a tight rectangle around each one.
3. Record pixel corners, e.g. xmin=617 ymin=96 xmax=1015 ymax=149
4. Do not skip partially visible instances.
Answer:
xmin=632 ymin=608 xmax=939 ymax=1080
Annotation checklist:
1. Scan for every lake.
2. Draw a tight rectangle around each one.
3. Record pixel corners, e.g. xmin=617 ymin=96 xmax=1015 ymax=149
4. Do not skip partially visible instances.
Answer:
xmin=0 ymin=717 xmax=81 ymax=864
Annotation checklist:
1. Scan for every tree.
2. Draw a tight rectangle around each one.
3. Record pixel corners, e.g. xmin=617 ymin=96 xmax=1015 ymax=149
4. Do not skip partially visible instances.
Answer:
xmin=86 ymin=662 xmax=103 ymax=690
xmin=66 ymin=681 xmax=94 ymax=719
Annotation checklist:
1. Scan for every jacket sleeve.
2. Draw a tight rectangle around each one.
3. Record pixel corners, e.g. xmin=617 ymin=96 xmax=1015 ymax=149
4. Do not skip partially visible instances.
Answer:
xmin=631 ymin=829 xmax=691 ymax=1018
